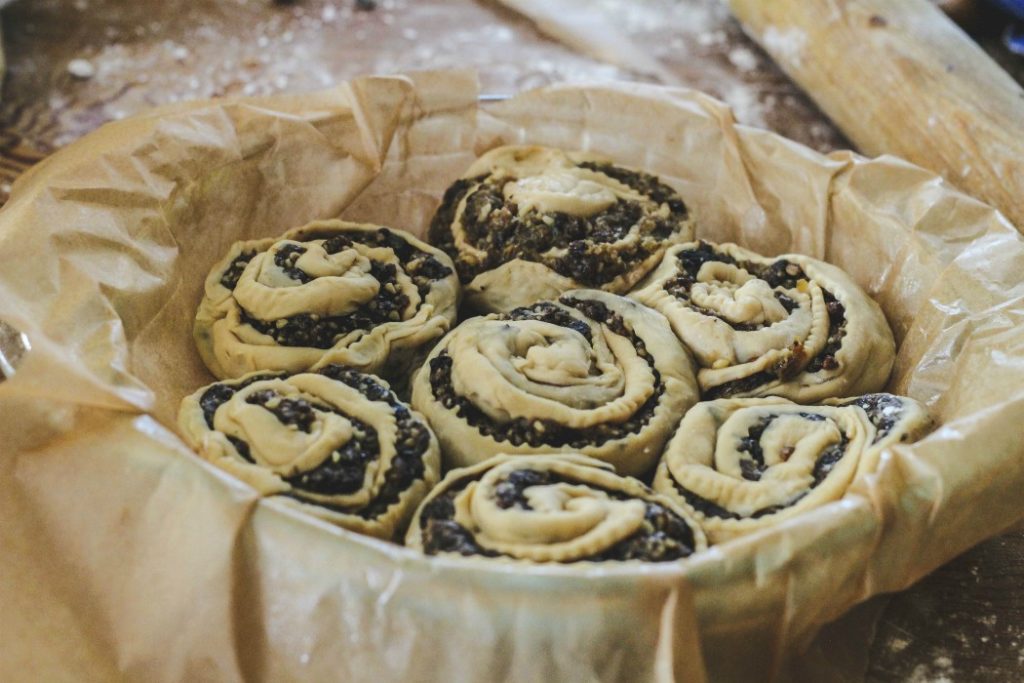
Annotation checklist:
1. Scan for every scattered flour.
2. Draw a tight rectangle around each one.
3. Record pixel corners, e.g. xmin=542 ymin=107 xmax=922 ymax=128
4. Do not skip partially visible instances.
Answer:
xmin=762 ymin=25 xmax=807 ymax=68
xmin=887 ymin=636 xmax=910 ymax=654
xmin=720 ymin=84 xmax=767 ymax=128
xmin=727 ymin=46 xmax=759 ymax=72
xmin=904 ymin=652 xmax=955 ymax=683
xmin=67 ymin=58 xmax=96 ymax=79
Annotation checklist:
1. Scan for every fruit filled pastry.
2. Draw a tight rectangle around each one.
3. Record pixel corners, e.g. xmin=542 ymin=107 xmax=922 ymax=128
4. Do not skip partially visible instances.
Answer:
xmin=179 ymin=365 xmax=441 ymax=540
xmin=428 ymin=145 xmax=694 ymax=312
xmin=631 ymin=241 xmax=895 ymax=403
xmin=411 ymin=289 xmax=699 ymax=478
xmin=195 ymin=219 xmax=459 ymax=382
xmin=407 ymin=454 xmax=707 ymax=563
xmin=652 ymin=394 xmax=932 ymax=543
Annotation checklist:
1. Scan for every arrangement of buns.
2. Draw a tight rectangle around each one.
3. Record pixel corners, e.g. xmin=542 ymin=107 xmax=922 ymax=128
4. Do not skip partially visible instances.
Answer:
xmin=182 ymin=145 xmax=933 ymax=563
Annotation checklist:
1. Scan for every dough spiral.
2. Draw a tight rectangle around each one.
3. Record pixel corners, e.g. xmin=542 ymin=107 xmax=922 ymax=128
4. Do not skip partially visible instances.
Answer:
xmin=631 ymin=241 xmax=895 ymax=402
xmin=428 ymin=145 xmax=694 ymax=312
xmin=407 ymin=454 xmax=707 ymax=563
xmin=652 ymin=393 xmax=932 ymax=542
xmin=179 ymin=364 xmax=442 ymax=539
xmin=195 ymin=219 xmax=459 ymax=382
xmin=410 ymin=289 xmax=698 ymax=477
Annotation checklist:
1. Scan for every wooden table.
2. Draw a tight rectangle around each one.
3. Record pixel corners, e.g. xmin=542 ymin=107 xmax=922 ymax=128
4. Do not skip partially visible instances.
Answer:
xmin=3 ymin=1 xmax=1022 ymax=679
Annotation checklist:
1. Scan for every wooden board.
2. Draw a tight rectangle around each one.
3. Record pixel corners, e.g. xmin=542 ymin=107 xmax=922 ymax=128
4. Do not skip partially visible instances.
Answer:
xmin=2 ymin=0 xmax=1023 ymax=679
xmin=727 ymin=0 xmax=1024 ymax=231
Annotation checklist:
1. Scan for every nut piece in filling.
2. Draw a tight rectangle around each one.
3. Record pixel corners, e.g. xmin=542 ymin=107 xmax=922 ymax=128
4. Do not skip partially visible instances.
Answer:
xmin=410 ymin=288 xmax=699 ymax=478
xmin=406 ymin=453 xmax=708 ymax=563
xmin=194 ymin=219 xmax=460 ymax=383
xmin=427 ymin=145 xmax=695 ymax=313
xmin=631 ymin=240 xmax=895 ymax=403
xmin=179 ymin=364 xmax=442 ymax=540
xmin=652 ymin=393 xmax=932 ymax=543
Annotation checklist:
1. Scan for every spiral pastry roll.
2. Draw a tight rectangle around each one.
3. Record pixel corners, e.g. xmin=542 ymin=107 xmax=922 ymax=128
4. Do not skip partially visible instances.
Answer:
xmin=411 ymin=289 xmax=698 ymax=477
xmin=428 ymin=145 xmax=694 ymax=312
xmin=179 ymin=365 xmax=441 ymax=539
xmin=631 ymin=241 xmax=895 ymax=403
xmin=407 ymin=454 xmax=707 ymax=563
xmin=195 ymin=219 xmax=459 ymax=381
xmin=652 ymin=393 xmax=932 ymax=543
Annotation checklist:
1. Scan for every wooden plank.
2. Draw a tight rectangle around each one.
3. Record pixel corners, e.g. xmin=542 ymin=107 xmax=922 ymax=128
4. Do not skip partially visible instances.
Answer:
xmin=0 ymin=0 xmax=847 ymax=203
xmin=727 ymin=0 xmax=1024 ymax=231
xmin=868 ymin=528 xmax=1024 ymax=681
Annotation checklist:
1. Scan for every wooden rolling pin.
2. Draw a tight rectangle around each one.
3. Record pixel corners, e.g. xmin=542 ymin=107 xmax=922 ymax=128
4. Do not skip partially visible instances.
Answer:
xmin=726 ymin=0 xmax=1024 ymax=231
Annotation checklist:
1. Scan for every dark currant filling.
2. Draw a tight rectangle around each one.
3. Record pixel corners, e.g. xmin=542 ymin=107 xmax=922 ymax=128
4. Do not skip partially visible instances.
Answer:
xmin=672 ymin=414 xmax=850 ymax=521
xmin=239 ymin=387 xmax=381 ymax=496
xmin=310 ymin=365 xmax=432 ymax=520
xmin=220 ymin=251 xmax=257 ymax=289
xmin=241 ymin=260 xmax=409 ymax=348
xmin=427 ymin=163 xmax=688 ymax=287
xmin=703 ymin=371 xmax=778 ymax=401
xmin=221 ymin=228 xmax=452 ymax=349
xmin=426 ymin=297 xmax=664 ymax=450
xmin=736 ymin=417 xmax=774 ymax=482
xmin=803 ymin=292 xmax=847 ymax=374
xmin=504 ymin=301 xmax=593 ymax=343
xmin=839 ymin=394 xmax=907 ymax=442
xmin=197 ymin=365 xmax=430 ymax=520
xmin=577 ymin=162 xmax=689 ymax=218
xmin=666 ymin=242 xmax=849 ymax=399
xmin=418 ymin=468 xmax=697 ymax=562
xmin=273 ymin=243 xmax=313 ymax=283
xmin=200 ymin=371 xmax=284 ymax=428
xmin=427 ymin=176 xmax=477 ymax=270
xmin=734 ymin=413 xmax=827 ymax=482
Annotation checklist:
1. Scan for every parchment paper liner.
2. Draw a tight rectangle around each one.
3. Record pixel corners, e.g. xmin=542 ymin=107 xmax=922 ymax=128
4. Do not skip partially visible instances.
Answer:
xmin=2 ymin=70 xmax=1024 ymax=682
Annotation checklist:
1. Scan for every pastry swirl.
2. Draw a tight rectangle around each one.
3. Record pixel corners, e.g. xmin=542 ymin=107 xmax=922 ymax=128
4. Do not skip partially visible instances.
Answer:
xmin=407 ymin=454 xmax=707 ymax=563
xmin=179 ymin=364 xmax=441 ymax=539
xmin=428 ymin=145 xmax=695 ymax=312
xmin=195 ymin=219 xmax=459 ymax=381
xmin=652 ymin=393 xmax=932 ymax=542
xmin=410 ymin=289 xmax=699 ymax=477
xmin=631 ymin=241 xmax=895 ymax=402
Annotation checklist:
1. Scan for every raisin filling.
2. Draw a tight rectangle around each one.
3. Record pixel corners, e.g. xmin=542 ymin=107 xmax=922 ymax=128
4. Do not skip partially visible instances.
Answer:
xmin=667 ymin=242 xmax=849 ymax=397
xmin=428 ymin=164 xmax=688 ymax=287
xmin=219 ymin=251 xmax=257 ymax=290
xmin=222 ymin=228 xmax=452 ymax=349
xmin=197 ymin=365 xmax=430 ymax=520
xmin=199 ymin=372 xmax=284 ymax=429
xmin=419 ymin=469 xmax=696 ymax=562
xmin=239 ymin=387 xmax=381 ymax=496
xmin=273 ymin=243 xmax=313 ymax=283
xmin=733 ymin=412 xmax=825 ymax=482
xmin=803 ymin=292 xmax=847 ymax=374
xmin=427 ymin=297 xmax=664 ymax=449
xmin=841 ymin=394 xmax=908 ymax=442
